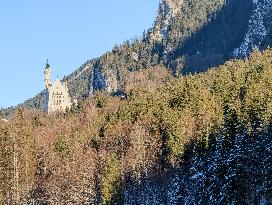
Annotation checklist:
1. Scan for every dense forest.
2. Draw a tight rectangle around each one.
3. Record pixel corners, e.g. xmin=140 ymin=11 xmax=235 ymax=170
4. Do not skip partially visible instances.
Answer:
xmin=2 ymin=0 xmax=272 ymax=204
xmin=1 ymin=49 xmax=272 ymax=204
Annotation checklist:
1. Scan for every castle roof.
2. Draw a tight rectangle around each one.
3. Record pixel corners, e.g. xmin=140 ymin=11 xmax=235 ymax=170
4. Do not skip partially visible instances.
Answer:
xmin=52 ymin=79 xmax=64 ymax=89
xmin=46 ymin=59 xmax=50 ymax=68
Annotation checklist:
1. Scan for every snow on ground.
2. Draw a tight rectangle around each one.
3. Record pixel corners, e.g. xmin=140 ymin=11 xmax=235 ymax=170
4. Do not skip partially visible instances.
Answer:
xmin=233 ymin=0 xmax=272 ymax=57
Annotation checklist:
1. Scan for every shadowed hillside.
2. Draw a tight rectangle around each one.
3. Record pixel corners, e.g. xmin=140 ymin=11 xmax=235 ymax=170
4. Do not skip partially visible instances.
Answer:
xmin=170 ymin=0 xmax=254 ymax=73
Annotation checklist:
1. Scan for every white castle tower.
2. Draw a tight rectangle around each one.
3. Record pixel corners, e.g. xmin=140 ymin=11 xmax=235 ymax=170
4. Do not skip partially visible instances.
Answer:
xmin=44 ymin=60 xmax=51 ymax=89
xmin=44 ymin=61 xmax=72 ymax=113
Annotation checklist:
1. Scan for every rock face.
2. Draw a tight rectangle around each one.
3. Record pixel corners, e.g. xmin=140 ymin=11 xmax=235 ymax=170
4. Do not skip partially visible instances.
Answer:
xmin=151 ymin=0 xmax=184 ymax=41
xmin=88 ymin=62 xmax=118 ymax=96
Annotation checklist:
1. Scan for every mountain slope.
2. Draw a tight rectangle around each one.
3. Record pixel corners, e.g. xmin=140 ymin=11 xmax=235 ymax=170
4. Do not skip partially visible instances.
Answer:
xmin=1 ymin=0 xmax=272 ymax=117
xmin=1 ymin=49 xmax=272 ymax=204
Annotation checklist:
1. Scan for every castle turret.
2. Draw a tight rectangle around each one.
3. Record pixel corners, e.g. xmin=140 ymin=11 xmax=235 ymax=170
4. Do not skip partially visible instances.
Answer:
xmin=44 ymin=60 xmax=51 ymax=89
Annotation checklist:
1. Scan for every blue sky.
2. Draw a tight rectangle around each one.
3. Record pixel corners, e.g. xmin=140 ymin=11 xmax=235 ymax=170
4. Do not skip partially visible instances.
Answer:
xmin=0 ymin=0 xmax=160 ymax=108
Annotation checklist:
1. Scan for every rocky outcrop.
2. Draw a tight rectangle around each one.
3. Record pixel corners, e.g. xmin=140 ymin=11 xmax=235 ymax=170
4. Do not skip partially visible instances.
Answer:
xmin=88 ymin=63 xmax=118 ymax=96
xmin=151 ymin=0 xmax=184 ymax=41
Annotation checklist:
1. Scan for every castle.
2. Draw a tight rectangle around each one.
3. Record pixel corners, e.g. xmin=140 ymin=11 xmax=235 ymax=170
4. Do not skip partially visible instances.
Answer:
xmin=44 ymin=61 xmax=72 ymax=113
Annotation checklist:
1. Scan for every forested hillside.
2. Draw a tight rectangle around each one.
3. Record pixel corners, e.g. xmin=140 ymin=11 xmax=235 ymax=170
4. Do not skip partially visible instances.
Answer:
xmin=1 ymin=49 xmax=272 ymax=204
xmin=2 ymin=0 xmax=272 ymax=118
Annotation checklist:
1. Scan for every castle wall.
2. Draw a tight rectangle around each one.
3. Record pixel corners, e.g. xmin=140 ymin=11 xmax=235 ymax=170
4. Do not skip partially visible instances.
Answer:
xmin=47 ymin=80 xmax=72 ymax=113
xmin=44 ymin=64 xmax=72 ymax=113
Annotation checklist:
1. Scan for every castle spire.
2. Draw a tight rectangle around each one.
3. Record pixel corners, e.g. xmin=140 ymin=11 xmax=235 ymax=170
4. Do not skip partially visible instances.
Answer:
xmin=44 ymin=60 xmax=51 ymax=89
xmin=46 ymin=59 xmax=50 ymax=68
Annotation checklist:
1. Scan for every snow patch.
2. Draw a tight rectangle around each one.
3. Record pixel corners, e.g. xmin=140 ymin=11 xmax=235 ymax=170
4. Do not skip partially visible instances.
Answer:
xmin=233 ymin=0 xmax=272 ymax=57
